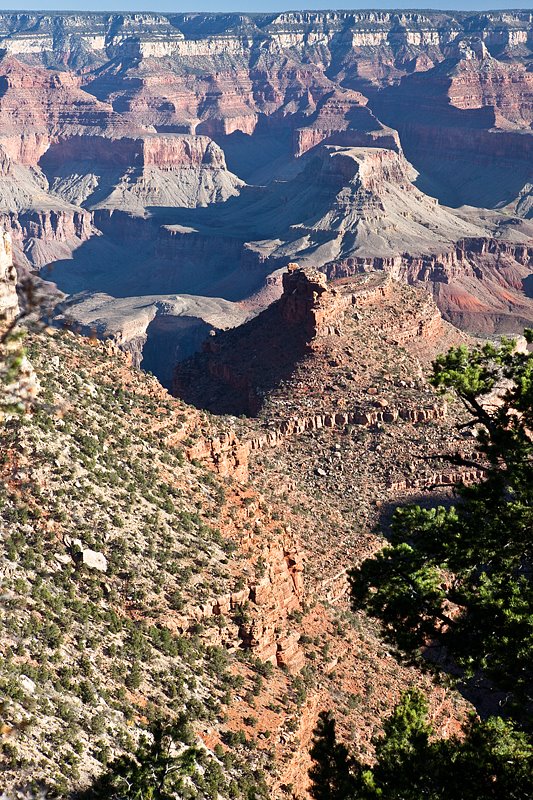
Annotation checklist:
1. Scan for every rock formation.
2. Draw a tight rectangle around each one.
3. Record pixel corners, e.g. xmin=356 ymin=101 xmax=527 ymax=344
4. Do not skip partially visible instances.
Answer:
xmin=171 ymin=260 xmax=483 ymax=786
xmin=173 ymin=265 xmax=462 ymax=418
xmin=0 ymin=51 xmax=244 ymax=272
xmin=0 ymin=9 xmax=530 ymax=378
xmin=160 ymin=144 xmax=533 ymax=335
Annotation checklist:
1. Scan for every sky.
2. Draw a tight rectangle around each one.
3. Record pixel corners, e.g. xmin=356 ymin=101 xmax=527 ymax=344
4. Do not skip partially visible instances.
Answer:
xmin=0 ymin=2 xmax=531 ymax=13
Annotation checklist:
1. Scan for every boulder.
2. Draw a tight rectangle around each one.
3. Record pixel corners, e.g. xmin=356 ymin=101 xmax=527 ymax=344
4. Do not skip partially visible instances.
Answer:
xmin=81 ymin=548 xmax=108 ymax=572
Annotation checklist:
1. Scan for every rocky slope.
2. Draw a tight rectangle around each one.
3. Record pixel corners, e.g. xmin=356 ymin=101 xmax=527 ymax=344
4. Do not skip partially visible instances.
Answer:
xmin=172 ymin=263 xmax=487 ymax=790
xmin=174 ymin=265 xmax=484 ymax=642
xmin=0 ymin=222 xmax=476 ymax=798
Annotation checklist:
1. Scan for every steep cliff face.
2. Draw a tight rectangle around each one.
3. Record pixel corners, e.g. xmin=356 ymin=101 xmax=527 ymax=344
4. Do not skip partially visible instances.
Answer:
xmin=0 ymin=207 xmax=94 ymax=269
xmin=43 ymin=137 xmax=243 ymax=213
xmin=0 ymin=53 xmax=244 ymax=213
xmin=0 ymin=53 xmax=245 ymax=271
xmin=446 ymin=42 xmax=533 ymax=126
xmin=371 ymin=41 xmax=533 ymax=212
xmin=0 ymin=54 xmax=136 ymax=166
xmin=292 ymin=88 xmax=401 ymax=157
xmin=326 ymin=233 xmax=533 ymax=334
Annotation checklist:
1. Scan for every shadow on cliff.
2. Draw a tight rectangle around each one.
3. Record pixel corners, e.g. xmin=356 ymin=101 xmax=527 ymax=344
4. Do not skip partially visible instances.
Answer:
xmin=173 ymin=270 xmax=325 ymax=415
xmin=39 ymin=213 xmax=266 ymax=301
xmin=139 ymin=149 xmax=347 ymax=243
xmin=40 ymin=233 xmax=155 ymax=297
xmin=40 ymin=140 xmax=389 ymax=310
xmin=522 ymin=273 xmax=533 ymax=300
xmin=173 ymin=298 xmax=312 ymax=416
xmin=39 ymin=148 xmax=342 ymax=302
xmin=141 ymin=315 xmax=213 ymax=390
xmin=214 ymin=125 xmax=295 ymax=184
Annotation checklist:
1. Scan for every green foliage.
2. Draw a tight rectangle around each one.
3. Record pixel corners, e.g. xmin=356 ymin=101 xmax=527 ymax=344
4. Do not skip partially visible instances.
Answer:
xmin=309 ymin=691 xmax=533 ymax=800
xmin=366 ymin=688 xmax=432 ymax=796
xmin=308 ymin=711 xmax=357 ymax=800
xmin=350 ymin=334 xmax=533 ymax=721
xmin=85 ymin=717 xmax=201 ymax=799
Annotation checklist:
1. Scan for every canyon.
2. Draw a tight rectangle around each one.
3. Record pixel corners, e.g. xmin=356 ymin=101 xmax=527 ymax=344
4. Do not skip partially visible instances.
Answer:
xmin=0 ymin=9 xmax=530 ymax=384
xmin=0 ymin=222 xmax=476 ymax=798
xmin=0 ymin=9 xmax=532 ymax=798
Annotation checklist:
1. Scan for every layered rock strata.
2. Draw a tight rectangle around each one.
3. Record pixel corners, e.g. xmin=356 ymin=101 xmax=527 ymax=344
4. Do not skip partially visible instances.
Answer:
xmin=371 ymin=39 xmax=533 ymax=212
xmin=173 ymin=266 xmax=458 ymax=417
xmin=0 ymin=10 xmax=530 ymax=380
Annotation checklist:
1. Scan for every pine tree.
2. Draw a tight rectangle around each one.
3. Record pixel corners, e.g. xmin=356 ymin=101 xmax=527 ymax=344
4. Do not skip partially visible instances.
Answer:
xmin=309 ymin=692 xmax=533 ymax=800
xmin=350 ymin=333 xmax=533 ymax=724
xmin=85 ymin=717 xmax=200 ymax=800
xmin=367 ymin=689 xmax=433 ymax=798
xmin=309 ymin=711 xmax=356 ymax=800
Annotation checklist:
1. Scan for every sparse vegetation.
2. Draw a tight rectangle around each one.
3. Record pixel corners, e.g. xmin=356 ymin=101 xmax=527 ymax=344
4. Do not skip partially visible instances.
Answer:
xmin=0 ymin=329 xmax=274 ymax=795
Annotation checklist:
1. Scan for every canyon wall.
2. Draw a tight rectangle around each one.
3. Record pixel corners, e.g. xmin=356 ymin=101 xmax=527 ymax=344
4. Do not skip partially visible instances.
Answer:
xmin=0 ymin=10 xmax=530 ymax=381
xmin=0 ymin=11 xmax=531 ymax=74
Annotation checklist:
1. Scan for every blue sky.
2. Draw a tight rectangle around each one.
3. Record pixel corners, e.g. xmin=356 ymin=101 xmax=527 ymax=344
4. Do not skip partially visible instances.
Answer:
xmin=0 ymin=2 xmax=532 ymax=13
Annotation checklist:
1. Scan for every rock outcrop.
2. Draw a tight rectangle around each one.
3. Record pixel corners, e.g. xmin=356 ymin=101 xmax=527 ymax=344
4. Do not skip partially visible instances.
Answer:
xmin=173 ymin=266 xmax=458 ymax=418
xmin=0 ymin=54 xmax=135 ymax=166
